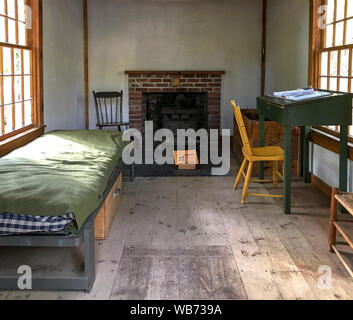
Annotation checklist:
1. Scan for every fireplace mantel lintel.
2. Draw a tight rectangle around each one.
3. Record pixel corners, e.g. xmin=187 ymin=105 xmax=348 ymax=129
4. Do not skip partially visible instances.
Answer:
xmin=125 ymin=71 xmax=225 ymax=76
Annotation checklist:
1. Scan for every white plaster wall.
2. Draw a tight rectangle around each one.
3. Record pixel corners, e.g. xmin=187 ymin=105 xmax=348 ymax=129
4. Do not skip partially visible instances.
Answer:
xmin=87 ymin=0 xmax=263 ymax=131
xmin=265 ymin=0 xmax=309 ymax=93
xmin=310 ymin=143 xmax=353 ymax=192
xmin=43 ymin=0 xmax=85 ymax=132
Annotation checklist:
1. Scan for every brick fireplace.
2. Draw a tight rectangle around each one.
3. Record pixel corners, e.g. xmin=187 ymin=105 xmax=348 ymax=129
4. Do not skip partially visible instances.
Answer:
xmin=125 ymin=71 xmax=225 ymax=131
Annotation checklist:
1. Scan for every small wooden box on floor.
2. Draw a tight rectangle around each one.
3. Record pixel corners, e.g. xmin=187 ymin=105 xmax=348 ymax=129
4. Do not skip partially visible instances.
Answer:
xmin=174 ymin=150 xmax=199 ymax=170
xmin=94 ymin=172 xmax=123 ymax=240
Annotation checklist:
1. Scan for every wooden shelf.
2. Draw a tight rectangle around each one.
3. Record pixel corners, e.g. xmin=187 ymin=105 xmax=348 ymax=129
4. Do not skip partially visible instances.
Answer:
xmin=336 ymin=193 xmax=353 ymax=217
xmin=330 ymin=188 xmax=353 ymax=278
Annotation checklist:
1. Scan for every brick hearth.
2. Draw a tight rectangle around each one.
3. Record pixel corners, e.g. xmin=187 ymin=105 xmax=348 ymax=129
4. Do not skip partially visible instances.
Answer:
xmin=125 ymin=71 xmax=225 ymax=131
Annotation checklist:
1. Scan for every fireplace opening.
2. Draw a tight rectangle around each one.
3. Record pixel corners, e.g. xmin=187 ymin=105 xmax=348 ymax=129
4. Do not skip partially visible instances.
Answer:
xmin=143 ymin=92 xmax=208 ymax=134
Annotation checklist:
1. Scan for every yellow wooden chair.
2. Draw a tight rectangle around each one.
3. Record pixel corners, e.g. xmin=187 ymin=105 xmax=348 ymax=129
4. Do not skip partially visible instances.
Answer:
xmin=232 ymin=100 xmax=284 ymax=204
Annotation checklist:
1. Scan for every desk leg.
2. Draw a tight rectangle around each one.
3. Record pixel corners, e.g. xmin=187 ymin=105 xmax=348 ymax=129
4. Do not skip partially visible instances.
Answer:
xmin=259 ymin=113 xmax=265 ymax=179
xmin=302 ymin=126 xmax=311 ymax=183
xmin=284 ymin=126 xmax=292 ymax=214
xmin=339 ymin=126 xmax=348 ymax=193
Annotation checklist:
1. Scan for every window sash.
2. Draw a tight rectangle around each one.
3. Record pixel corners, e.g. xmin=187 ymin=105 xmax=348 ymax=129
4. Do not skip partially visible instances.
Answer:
xmin=0 ymin=0 xmax=37 ymax=140
xmin=314 ymin=0 xmax=353 ymax=138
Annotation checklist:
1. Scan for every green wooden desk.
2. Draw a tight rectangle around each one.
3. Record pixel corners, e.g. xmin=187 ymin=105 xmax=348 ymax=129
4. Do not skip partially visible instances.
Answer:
xmin=257 ymin=91 xmax=352 ymax=214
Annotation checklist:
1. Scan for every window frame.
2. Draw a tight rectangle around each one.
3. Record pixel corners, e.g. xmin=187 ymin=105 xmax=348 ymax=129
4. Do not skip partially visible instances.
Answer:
xmin=0 ymin=0 xmax=43 ymax=155
xmin=309 ymin=0 xmax=353 ymax=143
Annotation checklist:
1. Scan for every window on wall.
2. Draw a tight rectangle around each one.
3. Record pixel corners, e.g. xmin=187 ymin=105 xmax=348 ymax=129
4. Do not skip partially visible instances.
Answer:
xmin=311 ymin=0 xmax=353 ymax=138
xmin=0 ymin=0 xmax=42 ymax=142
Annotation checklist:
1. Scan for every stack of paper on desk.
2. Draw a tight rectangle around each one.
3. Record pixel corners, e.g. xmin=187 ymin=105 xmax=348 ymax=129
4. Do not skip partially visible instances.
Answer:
xmin=273 ymin=88 xmax=332 ymax=101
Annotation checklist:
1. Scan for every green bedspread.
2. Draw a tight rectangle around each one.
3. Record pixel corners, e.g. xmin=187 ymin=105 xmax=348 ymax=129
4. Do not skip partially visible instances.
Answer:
xmin=0 ymin=130 xmax=127 ymax=233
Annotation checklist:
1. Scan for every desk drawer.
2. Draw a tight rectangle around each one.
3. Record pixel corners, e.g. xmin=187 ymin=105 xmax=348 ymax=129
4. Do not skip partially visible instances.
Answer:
xmin=257 ymin=101 xmax=284 ymax=124
xmin=95 ymin=173 xmax=123 ymax=240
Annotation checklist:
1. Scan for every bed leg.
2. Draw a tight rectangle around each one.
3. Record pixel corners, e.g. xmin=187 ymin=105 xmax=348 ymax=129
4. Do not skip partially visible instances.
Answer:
xmin=84 ymin=222 xmax=96 ymax=293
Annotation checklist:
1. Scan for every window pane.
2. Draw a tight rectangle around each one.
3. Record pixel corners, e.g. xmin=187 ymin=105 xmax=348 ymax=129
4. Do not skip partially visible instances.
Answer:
xmin=337 ymin=0 xmax=345 ymax=20
xmin=348 ymin=1 xmax=353 ymax=18
xmin=326 ymin=24 xmax=334 ymax=47
xmin=3 ymin=47 xmax=12 ymax=75
xmin=327 ymin=0 xmax=335 ymax=24
xmin=18 ymin=0 xmax=25 ymax=21
xmin=23 ymin=75 xmax=31 ymax=99
xmin=0 ymin=17 xmax=5 ymax=42
xmin=330 ymin=51 xmax=338 ymax=76
xmin=4 ymin=104 xmax=12 ymax=133
xmin=24 ymin=100 xmax=31 ymax=126
xmin=14 ymin=49 xmax=21 ymax=75
xmin=340 ymin=49 xmax=349 ymax=76
xmin=335 ymin=22 xmax=344 ymax=46
xmin=14 ymin=76 xmax=21 ymax=101
xmin=6 ymin=0 xmax=15 ymax=18
xmin=3 ymin=76 xmax=12 ymax=104
xmin=15 ymin=102 xmax=22 ymax=129
xmin=8 ymin=18 xmax=16 ymax=44
xmin=23 ymin=49 xmax=30 ymax=74
xmin=330 ymin=77 xmax=337 ymax=90
xmin=321 ymin=52 xmax=328 ymax=75
xmin=0 ymin=0 xmax=4 ymax=15
xmin=339 ymin=78 xmax=348 ymax=92
xmin=320 ymin=77 xmax=328 ymax=89
xmin=18 ymin=21 xmax=25 ymax=45
xmin=347 ymin=19 xmax=353 ymax=44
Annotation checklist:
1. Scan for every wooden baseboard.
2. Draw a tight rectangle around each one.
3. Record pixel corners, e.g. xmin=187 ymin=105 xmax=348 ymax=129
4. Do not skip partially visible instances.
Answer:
xmin=310 ymin=173 xmax=332 ymax=198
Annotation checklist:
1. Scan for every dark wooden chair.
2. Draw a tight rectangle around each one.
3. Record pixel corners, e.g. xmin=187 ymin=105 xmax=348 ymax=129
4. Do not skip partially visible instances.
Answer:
xmin=93 ymin=90 xmax=130 ymax=131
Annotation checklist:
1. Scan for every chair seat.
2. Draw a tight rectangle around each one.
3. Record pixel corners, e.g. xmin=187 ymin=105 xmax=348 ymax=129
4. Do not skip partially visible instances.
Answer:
xmin=243 ymin=146 xmax=284 ymax=161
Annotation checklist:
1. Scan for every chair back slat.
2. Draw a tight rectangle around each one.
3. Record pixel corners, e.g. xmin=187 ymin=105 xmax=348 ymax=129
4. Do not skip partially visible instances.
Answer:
xmin=120 ymin=94 xmax=123 ymax=124
xmin=231 ymin=100 xmax=253 ymax=156
xmin=116 ymin=97 xmax=119 ymax=123
xmin=98 ymin=98 xmax=104 ymax=124
xmin=93 ymin=91 xmax=124 ymax=126
xmin=110 ymin=98 xmax=113 ymax=124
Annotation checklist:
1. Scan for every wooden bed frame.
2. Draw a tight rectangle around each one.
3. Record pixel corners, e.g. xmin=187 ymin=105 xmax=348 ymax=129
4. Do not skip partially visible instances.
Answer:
xmin=0 ymin=161 xmax=135 ymax=293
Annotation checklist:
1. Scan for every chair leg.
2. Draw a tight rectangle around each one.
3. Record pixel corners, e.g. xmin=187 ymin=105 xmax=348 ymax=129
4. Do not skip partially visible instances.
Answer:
xmin=234 ymin=159 xmax=247 ymax=190
xmin=241 ymin=161 xmax=253 ymax=204
xmin=273 ymin=161 xmax=278 ymax=189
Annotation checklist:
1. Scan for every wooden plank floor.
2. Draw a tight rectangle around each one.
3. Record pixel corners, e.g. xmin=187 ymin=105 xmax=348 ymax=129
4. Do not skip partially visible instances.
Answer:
xmin=1 ymin=175 xmax=353 ymax=300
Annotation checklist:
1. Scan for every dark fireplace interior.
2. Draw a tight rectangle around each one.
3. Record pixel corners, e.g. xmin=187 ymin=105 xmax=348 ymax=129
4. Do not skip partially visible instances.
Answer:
xmin=143 ymin=92 xmax=208 ymax=134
